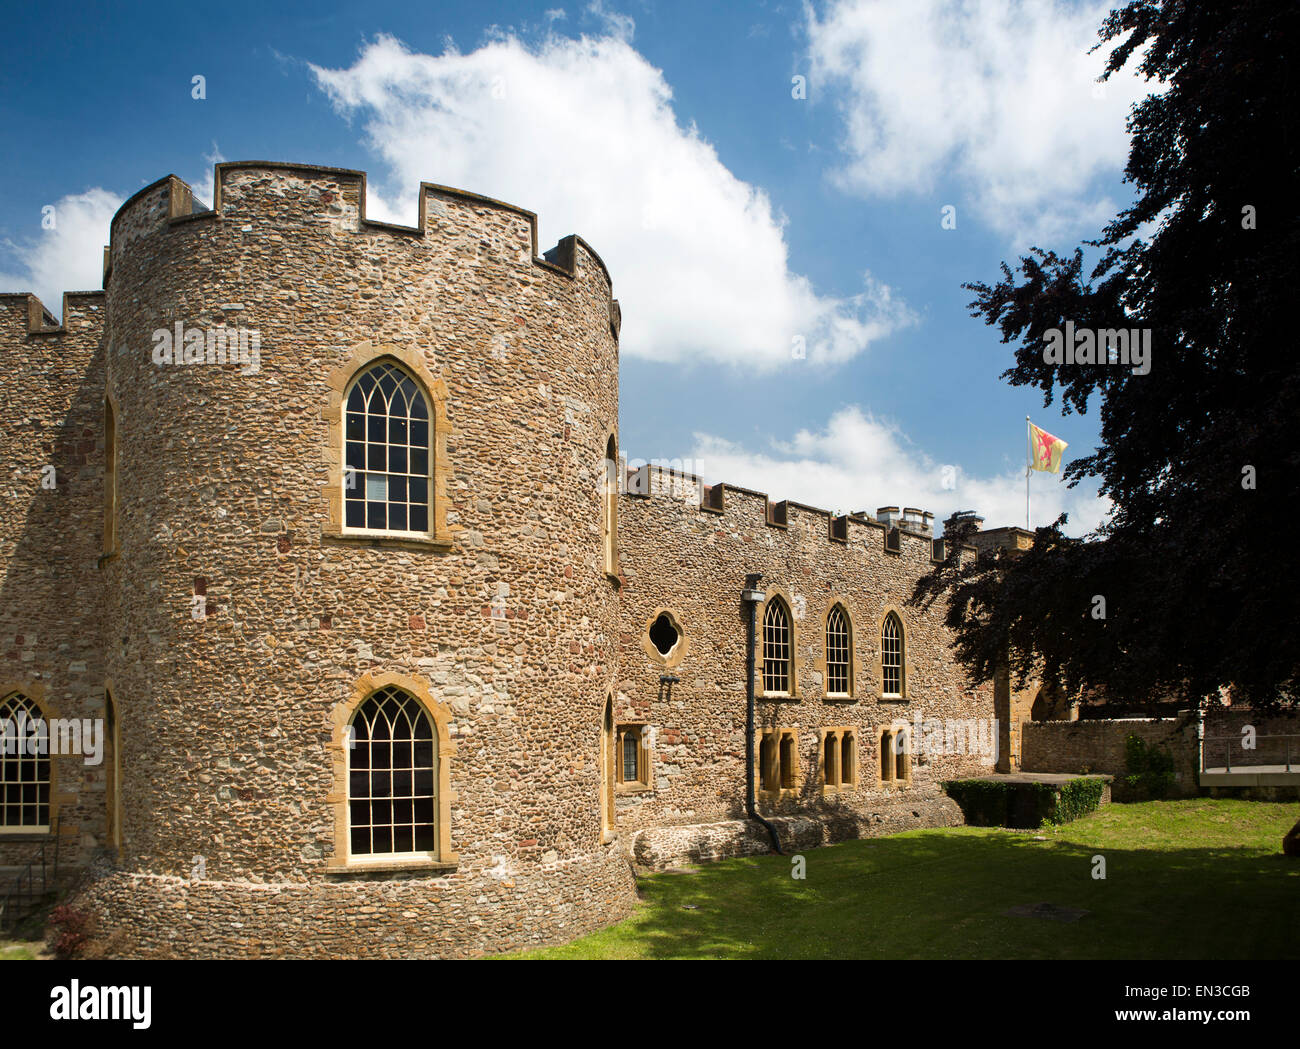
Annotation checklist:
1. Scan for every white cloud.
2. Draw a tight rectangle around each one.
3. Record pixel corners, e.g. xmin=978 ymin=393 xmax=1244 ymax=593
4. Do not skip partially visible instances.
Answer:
xmin=584 ymin=0 xmax=634 ymax=41
xmin=687 ymin=405 xmax=1109 ymax=535
xmin=310 ymin=32 xmax=914 ymax=369
xmin=808 ymin=0 xmax=1150 ymax=247
xmin=0 ymin=188 xmax=122 ymax=321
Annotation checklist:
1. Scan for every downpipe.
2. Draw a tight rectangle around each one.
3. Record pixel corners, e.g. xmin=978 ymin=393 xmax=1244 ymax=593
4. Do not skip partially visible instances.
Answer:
xmin=743 ymin=573 xmax=783 ymax=854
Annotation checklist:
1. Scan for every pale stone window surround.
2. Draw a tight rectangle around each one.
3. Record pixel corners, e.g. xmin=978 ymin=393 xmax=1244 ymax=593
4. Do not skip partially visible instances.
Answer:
xmin=616 ymin=723 xmax=651 ymax=793
xmin=641 ymin=607 xmax=690 ymax=670
xmin=874 ymin=606 xmax=914 ymax=702
xmin=0 ymin=683 xmax=70 ymax=837
xmin=813 ymin=599 xmax=855 ymax=700
xmin=878 ymin=727 xmax=912 ymax=787
xmin=820 ymin=727 xmax=857 ymax=793
xmin=757 ymin=727 xmax=799 ymax=800
xmin=327 ymin=671 xmax=458 ymax=872
xmin=322 ymin=342 xmax=452 ymax=551
xmin=757 ymin=588 xmax=799 ymax=699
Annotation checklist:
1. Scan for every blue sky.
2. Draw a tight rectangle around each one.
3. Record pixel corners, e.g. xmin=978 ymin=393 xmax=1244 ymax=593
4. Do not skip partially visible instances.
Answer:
xmin=0 ymin=0 xmax=1151 ymax=533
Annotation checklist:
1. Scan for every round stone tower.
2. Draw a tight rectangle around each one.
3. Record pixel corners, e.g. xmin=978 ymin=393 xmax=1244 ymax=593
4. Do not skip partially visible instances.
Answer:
xmin=84 ymin=163 xmax=634 ymax=957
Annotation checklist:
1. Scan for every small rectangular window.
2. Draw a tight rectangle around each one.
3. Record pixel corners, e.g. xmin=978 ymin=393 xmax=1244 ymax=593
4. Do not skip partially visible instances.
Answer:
xmin=760 ymin=729 xmax=798 ymax=797
xmin=822 ymin=728 xmax=856 ymax=791
xmin=622 ymin=732 xmax=638 ymax=782
xmin=616 ymin=725 xmax=649 ymax=789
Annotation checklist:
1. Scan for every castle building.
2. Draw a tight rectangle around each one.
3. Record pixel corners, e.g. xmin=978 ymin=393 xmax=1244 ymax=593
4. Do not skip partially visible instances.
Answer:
xmin=0 ymin=162 xmax=1018 ymax=957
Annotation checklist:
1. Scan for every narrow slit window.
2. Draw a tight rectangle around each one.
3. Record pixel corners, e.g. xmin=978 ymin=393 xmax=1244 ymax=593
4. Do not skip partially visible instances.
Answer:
xmin=760 ymin=734 xmax=777 ymax=792
xmin=823 ymin=732 xmax=839 ymax=788
xmin=617 ymin=725 xmax=647 ymax=787
xmin=104 ymin=399 xmax=118 ymax=553
xmin=602 ymin=435 xmax=618 ymax=574
xmin=622 ymin=731 xmax=639 ymax=782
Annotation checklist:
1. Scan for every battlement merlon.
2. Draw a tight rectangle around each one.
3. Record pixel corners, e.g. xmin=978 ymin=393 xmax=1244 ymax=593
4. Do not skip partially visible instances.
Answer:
xmin=0 ymin=291 xmax=105 ymax=339
xmin=104 ymin=162 xmax=621 ymax=339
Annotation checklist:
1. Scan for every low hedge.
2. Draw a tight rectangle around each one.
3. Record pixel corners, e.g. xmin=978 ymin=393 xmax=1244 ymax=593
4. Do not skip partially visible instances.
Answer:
xmin=943 ymin=776 xmax=1106 ymax=829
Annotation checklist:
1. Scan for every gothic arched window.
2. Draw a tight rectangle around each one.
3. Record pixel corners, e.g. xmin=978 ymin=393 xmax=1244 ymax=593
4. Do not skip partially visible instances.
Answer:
xmin=826 ymin=604 xmax=851 ymax=696
xmin=344 ymin=360 xmax=432 ymax=535
xmin=763 ymin=599 xmax=793 ymax=694
xmin=882 ymin=612 xmax=904 ymax=698
xmin=0 ymin=692 xmax=50 ymax=831
xmin=348 ymin=686 xmax=437 ymax=857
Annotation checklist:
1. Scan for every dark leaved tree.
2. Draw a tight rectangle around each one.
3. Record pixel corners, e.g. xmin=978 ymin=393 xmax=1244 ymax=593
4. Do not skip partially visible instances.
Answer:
xmin=912 ymin=0 xmax=1299 ymax=713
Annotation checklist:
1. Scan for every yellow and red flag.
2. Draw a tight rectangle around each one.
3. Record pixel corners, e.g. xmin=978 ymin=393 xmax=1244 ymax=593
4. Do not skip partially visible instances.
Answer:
xmin=1029 ymin=422 xmax=1068 ymax=473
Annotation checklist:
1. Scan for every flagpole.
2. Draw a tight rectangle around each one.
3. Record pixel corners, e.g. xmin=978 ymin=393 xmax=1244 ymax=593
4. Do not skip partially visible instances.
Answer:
xmin=1025 ymin=415 xmax=1031 ymax=530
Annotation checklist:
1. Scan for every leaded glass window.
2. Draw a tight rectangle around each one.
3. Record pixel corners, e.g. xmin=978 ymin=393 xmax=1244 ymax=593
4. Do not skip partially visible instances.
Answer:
xmin=344 ymin=361 xmax=431 ymax=534
xmin=882 ymin=613 xmax=903 ymax=697
xmin=826 ymin=605 xmax=850 ymax=695
xmin=763 ymin=600 xmax=792 ymax=694
xmin=348 ymin=687 xmax=436 ymax=857
xmin=0 ymin=693 xmax=50 ymax=830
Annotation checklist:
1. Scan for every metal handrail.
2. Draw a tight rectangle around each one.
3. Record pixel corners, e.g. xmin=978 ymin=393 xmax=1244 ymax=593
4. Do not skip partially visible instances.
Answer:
xmin=0 ymin=816 xmax=61 ymax=932
xmin=1202 ymin=733 xmax=1298 ymax=773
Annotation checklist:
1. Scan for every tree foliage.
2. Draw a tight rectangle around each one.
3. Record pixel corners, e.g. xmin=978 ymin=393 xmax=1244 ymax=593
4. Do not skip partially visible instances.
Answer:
xmin=913 ymin=0 xmax=1300 ymax=712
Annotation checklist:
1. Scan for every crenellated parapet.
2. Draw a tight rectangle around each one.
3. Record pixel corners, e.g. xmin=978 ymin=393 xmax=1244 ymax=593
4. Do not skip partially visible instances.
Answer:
xmin=0 ymin=290 xmax=105 ymax=341
xmin=621 ymin=461 xmax=954 ymax=563
xmin=103 ymin=163 xmax=621 ymax=340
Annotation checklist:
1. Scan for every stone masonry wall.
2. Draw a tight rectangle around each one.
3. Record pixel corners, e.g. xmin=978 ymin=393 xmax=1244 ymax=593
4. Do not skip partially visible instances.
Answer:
xmin=1201 ymin=708 xmax=1300 ymax=770
xmin=1020 ymin=709 xmax=1300 ymax=796
xmin=0 ymin=291 xmax=109 ymax=870
xmin=4 ymin=163 xmax=639 ymax=957
xmin=614 ymin=466 xmax=997 ymax=837
xmin=1020 ymin=716 xmax=1201 ymax=796
xmin=2 ymin=159 xmax=1062 ymax=958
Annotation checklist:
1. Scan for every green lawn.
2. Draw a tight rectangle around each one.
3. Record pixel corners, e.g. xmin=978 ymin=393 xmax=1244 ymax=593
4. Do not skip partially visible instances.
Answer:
xmin=0 ymin=942 xmax=39 ymax=960
xmin=510 ymin=800 xmax=1299 ymax=959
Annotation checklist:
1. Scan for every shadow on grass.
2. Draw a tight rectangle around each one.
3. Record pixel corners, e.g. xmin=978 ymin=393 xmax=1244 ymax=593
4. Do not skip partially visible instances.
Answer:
xmin=541 ymin=830 xmax=1298 ymax=960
